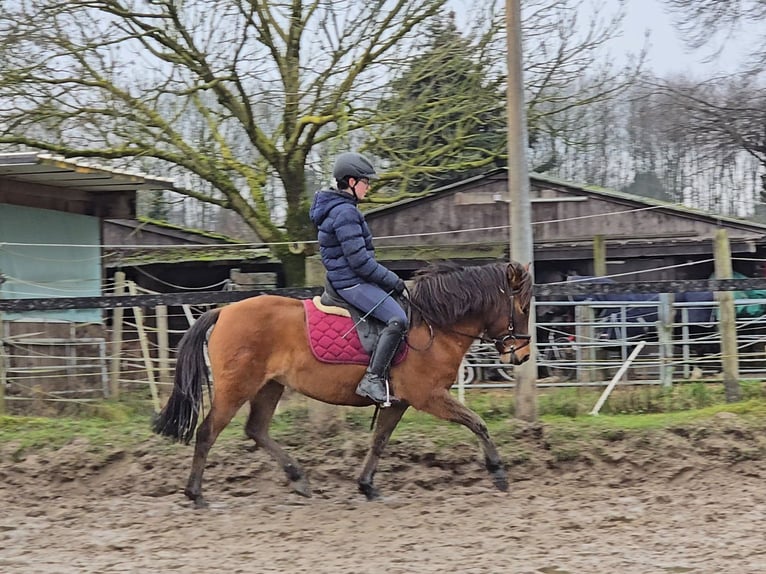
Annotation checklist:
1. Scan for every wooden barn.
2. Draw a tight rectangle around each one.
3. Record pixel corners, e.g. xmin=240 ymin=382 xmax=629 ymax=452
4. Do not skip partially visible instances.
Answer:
xmin=0 ymin=153 xmax=173 ymax=412
xmin=0 ymin=152 xmax=273 ymax=413
xmin=103 ymin=217 xmax=277 ymax=294
xmin=365 ymin=168 xmax=766 ymax=283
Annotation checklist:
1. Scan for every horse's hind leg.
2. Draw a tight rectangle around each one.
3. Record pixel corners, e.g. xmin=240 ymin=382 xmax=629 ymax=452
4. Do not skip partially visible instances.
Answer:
xmin=358 ymin=402 xmax=409 ymax=500
xmin=245 ymin=380 xmax=311 ymax=497
xmin=418 ymin=391 xmax=509 ymax=492
xmin=185 ymin=394 xmax=246 ymax=508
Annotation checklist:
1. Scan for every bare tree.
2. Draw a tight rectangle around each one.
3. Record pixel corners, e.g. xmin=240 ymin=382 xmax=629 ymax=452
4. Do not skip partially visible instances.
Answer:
xmin=651 ymin=75 xmax=766 ymax=214
xmin=0 ymin=0 xmax=646 ymax=285
xmin=663 ymin=0 xmax=766 ymax=69
xmin=0 ymin=0 xmax=449 ymax=284
xmin=565 ymin=76 xmax=765 ymax=216
xmin=523 ymin=0 xmax=643 ymax=163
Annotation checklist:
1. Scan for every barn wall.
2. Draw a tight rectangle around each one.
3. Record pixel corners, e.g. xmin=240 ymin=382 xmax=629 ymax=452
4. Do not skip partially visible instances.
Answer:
xmin=531 ymin=183 xmax=764 ymax=244
xmin=366 ymin=171 xmax=766 ymax=282
xmin=0 ymin=204 xmax=102 ymax=322
xmin=370 ymin=178 xmax=764 ymax=250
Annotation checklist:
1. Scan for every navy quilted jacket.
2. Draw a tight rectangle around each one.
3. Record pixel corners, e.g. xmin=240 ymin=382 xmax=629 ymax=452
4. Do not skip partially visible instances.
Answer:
xmin=309 ymin=189 xmax=400 ymax=290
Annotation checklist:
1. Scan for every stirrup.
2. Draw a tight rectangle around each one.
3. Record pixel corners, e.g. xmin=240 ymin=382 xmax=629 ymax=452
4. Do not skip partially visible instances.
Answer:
xmin=381 ymin=378 xmax=394 ymax=408
xmin=356 ymin=375 xmax=397 ymax=407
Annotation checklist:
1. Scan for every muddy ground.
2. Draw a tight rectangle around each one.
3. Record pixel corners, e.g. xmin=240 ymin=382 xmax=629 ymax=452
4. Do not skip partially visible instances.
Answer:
xmin=1 ymin=411 xmax=765 ymax=573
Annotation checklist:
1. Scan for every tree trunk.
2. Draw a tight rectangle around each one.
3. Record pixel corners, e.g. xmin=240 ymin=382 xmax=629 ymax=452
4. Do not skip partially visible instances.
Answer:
xmin=280 ymin=250 xmax=308 ymax=287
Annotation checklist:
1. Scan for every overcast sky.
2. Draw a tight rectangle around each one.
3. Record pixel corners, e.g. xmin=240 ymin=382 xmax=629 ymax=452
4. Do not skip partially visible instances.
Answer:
xmin=617 ymin=0 xmax=750 ymax=76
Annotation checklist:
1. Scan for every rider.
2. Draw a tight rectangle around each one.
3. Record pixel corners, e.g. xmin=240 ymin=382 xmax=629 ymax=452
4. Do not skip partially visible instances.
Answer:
xmin=309 ymin=151 xmax=408 ymax=405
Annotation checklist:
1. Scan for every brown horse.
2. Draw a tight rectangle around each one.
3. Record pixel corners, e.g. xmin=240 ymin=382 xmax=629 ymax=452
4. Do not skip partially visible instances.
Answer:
xmin=153 ymin=261 xmax=532 ymax=507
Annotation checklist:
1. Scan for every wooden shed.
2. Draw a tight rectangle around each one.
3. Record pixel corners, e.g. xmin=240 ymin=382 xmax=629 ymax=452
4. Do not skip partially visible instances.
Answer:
xmin=365 ymin=168 xmax=766 ymax=283
xmin=103 ymin=217 xmax=278 ymax=293
xmin=0 ymin=152 xmax=174 ymax=320
xmin=0 ymin=153 xmax=179 ymax=412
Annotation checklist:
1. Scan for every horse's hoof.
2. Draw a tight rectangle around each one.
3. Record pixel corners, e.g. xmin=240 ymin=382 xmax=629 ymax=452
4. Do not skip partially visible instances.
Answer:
xmin=291 ymin=477 xmax=312 ymax=498
xmin=492 ymin=471 xmax=509 ymax=492
xmin=184 ymin=488 xmax=209 ymax=508
xmin=359 ymin=482 xmax=382 ymax=501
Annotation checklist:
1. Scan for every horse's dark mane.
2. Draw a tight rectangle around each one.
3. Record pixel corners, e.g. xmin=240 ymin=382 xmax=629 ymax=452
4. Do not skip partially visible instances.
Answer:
xmin=409 ymin=261 xmax=531 ymax=328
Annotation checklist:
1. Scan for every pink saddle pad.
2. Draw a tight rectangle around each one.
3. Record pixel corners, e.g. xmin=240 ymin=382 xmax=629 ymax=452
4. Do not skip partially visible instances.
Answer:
xmin=303 ymin=299 xmax=407 ymax=366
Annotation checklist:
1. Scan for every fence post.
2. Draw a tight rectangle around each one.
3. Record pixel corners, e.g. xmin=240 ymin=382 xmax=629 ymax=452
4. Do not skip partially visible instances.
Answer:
xmin=156 ymin=304 xmax=171 ymax=402
xmin=109 ymin=271 xmax=126 ymax=399
xmin=593 ymin=235 xmax=607 ymax=277
xmin=713 ymin=229 xmax=741 ymax=402
xmin=575 ymin=304 xmax=596 ymax=383
xmin=658 ymin=293 xmax=675 ymax=387
xmin=127 ymin=281 xmax=161 ymax=412
xmin=0 ymin=311 xmax=6 ymax=415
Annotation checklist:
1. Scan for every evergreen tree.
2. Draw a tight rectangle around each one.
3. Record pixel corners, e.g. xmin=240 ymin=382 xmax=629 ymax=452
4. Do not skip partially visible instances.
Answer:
xmin=365 ymin=13 xmax=506 ymax=195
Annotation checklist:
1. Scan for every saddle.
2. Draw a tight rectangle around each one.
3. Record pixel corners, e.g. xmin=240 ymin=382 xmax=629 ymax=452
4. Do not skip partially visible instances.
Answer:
xmin=303 ymin=280 xmax=408 ymax=366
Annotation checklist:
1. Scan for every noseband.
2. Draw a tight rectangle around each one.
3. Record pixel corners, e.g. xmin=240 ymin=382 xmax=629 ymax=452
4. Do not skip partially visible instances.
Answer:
xmin=483 ymin=293 xmax=532 ymax=355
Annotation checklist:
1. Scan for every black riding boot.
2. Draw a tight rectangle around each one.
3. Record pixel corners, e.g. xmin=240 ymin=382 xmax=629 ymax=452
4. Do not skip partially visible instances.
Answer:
xmin=356 ymin=318 xmax=406 ymax=406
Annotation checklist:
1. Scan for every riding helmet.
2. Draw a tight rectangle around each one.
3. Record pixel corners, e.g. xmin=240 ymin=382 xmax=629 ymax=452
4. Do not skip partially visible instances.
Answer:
xmin=332 ymin=152 xmax=377 ymax=181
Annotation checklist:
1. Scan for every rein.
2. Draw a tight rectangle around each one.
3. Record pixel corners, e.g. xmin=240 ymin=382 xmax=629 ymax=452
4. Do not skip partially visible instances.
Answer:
xmin=403 ymin=298 xmax=435 ymax=352
xmin=442 ymin=323 xmax=531 ymax=355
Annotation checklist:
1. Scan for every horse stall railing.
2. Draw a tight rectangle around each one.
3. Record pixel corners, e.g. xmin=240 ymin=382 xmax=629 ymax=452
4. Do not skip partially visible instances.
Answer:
xmin=537 ymin=299 xmax=676 ymax=387
xmin=458 ymin=341 xmax=516 ymax=387
xmin=537 ymin=296 xmax=766 ymax=387
xmin=674 ymin=298 xmax=766 ymax=380
xmin=0 ymin=285 xmax=324 ymax=416
xmin=734 ymin=311 xmax=766 ymax=377
xmin=109 ymin=282 xmax=221 ymax=410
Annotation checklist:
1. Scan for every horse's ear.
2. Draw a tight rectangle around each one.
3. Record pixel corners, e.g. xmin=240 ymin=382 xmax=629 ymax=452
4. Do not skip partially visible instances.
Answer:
xmin=506 ymin=261 xmax=531 ymax=287
xmin=506 ymin=261 xmax=522 ymax=283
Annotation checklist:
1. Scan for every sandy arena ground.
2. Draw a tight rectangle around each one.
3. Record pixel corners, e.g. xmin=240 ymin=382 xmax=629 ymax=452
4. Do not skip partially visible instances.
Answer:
xmin=1 ymin=412 xmax=765 ymax=573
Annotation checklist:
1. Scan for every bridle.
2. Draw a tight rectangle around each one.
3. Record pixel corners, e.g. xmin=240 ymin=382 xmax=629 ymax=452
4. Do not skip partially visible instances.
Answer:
xmin=425 ymin=288 xmax=532 ymax=356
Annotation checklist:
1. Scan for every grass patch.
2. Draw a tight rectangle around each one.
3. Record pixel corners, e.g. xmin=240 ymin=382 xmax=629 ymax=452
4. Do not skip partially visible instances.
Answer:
xmin=0 ymin=413 xmax=152 ymax=452
xmin=534 ymin=381 xmax=766 ymax=418
xmin=2 ymin=385 xmax=766 ymax=457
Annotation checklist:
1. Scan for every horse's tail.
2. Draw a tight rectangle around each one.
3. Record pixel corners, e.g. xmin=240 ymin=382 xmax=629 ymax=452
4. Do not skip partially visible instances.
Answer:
xmin=152 ymin=308 xmax=222 ymax=444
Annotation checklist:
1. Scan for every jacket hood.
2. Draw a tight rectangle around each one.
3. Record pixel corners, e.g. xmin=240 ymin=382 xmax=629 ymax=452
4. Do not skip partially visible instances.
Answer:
xmin=309 ymin=189 xmax=356 ymax=226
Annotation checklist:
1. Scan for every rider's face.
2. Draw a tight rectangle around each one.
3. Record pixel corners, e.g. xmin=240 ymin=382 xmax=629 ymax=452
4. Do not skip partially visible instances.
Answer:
xmin=351 ymin=177 xmax=370 ymax=199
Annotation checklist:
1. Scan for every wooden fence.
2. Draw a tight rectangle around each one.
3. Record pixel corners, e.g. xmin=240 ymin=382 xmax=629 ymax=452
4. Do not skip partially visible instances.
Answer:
xmin=3 ymin=274 xmax=766 ymax=415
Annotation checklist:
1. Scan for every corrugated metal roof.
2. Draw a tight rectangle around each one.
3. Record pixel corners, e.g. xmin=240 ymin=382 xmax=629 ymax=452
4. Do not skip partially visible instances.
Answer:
xmin=0 ymin=152 xmax=175 ymax=192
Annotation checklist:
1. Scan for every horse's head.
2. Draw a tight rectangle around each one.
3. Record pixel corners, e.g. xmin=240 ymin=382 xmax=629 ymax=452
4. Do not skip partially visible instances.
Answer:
xmin=489 ymin=262 xmax=532 ymax=365
xmin=409 ymin=260 xmax=533 ymax=364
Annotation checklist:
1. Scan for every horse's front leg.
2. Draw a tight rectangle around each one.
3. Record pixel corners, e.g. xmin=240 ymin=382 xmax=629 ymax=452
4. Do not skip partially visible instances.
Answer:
xmin=417 ymin=390 xmax=508 ymax=492
xmin=357 ymin=402 xmax=409 ymax=500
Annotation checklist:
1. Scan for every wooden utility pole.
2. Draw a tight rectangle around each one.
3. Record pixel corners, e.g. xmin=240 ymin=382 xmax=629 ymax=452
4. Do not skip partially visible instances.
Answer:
xmin=506 ymin=0 xmax=536 ymax=421
xmin=713 ymin=229 xmax=741 ymax=402
xmin=593 ymin=235 xmax=607 ymax=277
